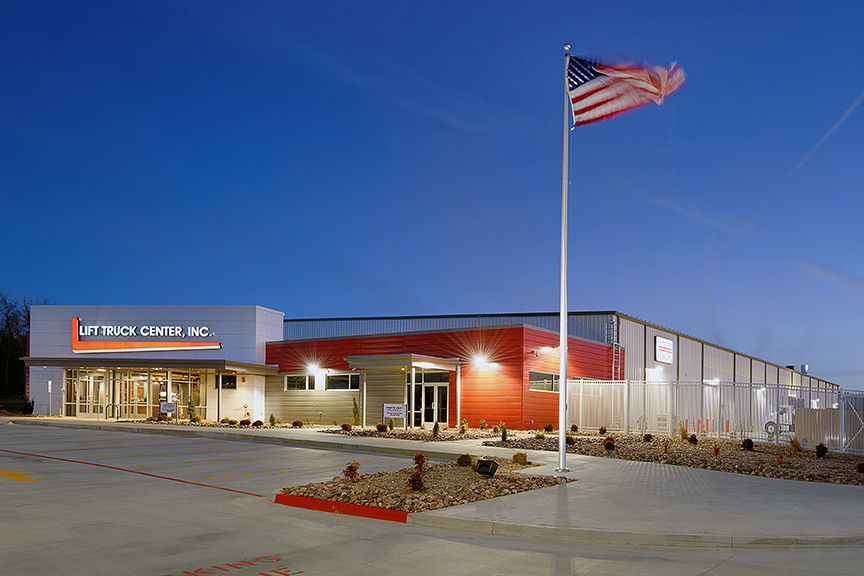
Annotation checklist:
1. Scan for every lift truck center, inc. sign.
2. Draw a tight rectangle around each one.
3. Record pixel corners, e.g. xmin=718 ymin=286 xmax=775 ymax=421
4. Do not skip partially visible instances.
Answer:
xmin=71 ymin=317 xmax=222 ymax=354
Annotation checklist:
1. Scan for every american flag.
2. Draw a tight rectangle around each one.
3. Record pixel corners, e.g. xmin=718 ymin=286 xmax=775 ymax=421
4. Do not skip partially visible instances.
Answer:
xmin=567 ymin=55 xmax=686 ymax=127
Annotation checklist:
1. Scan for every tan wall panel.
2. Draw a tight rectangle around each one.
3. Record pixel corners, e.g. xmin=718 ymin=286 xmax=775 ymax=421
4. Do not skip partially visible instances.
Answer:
xmin=264 ymin=375 xmax=357 ymax=424
xmin=364 ymin=369 xmax=408 ymax=425
xmin=735 ymin=355 xmax=751 ymax=383
xmin=619 ymin=318 xmax=645 ymax=381
xmin=678 ymin=337 xmax=702 ymax=382
xmin=704 ymin=345 xmax=734 ymax=381
xmin=645 ymin=326 xmax=677 ymax=381
xmin=751 ymin=361 xmax=766 ymax=384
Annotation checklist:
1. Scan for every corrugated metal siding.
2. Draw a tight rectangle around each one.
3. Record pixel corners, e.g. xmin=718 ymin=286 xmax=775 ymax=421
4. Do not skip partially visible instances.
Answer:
xmin=283 ymin=313 xmax=614 ymax=343
xmin=619 ymin=318 xmax=645 ymax=381
xmin=644 ymin=327 xmax=677 ymax=381
xmin=735 ymin=355 xmax=752 ymax=383
xmin=364 ymin=369 xmax=406 ymax=426
xmin=704 ymin=346 xmax=734 ymax=381
xmin=263 ymin=375 xmax=358 ymax=424
xmin=751 ymin=361 xmax=766 ymax=384
xmin=679 ymin=337 xmax=702 ymax=381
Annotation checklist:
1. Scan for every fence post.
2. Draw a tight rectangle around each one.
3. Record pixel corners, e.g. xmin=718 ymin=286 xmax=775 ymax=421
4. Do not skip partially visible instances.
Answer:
xmin=667 ymin=380 xmax=674 ymax=437
xmin=775 ymin=382 xmax=780 ymax=446
xmin=841 ymin=391 xmax=846 ymax=452
xmin=625 ymin=379 xmax=630 ymax=434
xmin=717 ymin=383 xmax=722 ymax=440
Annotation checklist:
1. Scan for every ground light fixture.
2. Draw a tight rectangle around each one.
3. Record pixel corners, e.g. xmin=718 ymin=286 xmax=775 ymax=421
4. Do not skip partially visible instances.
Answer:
xmin=475 ymin=459 xmax=499 ymax=477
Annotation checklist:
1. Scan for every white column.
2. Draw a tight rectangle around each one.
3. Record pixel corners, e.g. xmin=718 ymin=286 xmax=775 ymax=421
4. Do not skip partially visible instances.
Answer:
xmin=361 ymin=367 xmax=367 ymax=428
xmin=456 ymin=364 xmax=461 ymax=430
xmin=410 ymin=367 xmax=416 ymax=429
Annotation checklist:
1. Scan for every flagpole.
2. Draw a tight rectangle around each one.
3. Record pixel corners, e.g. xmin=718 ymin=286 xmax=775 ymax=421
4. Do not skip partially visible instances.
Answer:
xmin=557 ymin=45 xmax=571 ymax=472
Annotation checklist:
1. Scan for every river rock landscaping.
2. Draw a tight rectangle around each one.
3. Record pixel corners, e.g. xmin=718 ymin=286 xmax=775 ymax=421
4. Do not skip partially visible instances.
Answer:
xmin=484 ymin=432 xmax=864 ymax=486
xmin=281 ymin=455 xmax=571 ymax=512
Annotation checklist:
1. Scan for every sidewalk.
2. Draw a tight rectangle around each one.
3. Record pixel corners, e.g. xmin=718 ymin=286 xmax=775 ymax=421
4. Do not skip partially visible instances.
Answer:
xmin=6 ymin=416 xmax=864 ymax=549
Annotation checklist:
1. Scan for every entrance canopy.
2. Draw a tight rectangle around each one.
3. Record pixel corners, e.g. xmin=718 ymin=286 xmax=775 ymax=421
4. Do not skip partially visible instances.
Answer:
xmin=344 ymin=353 xmax=459 ymax=373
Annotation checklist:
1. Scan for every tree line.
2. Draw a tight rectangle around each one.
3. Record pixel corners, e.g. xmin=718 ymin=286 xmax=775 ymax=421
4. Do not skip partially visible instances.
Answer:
xmin=0 ymin=291 xmax=39 ymax=399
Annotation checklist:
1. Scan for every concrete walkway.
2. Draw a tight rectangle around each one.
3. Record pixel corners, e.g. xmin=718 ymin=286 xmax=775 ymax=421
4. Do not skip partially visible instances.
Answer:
xmin=5 ymin=416 xmax=864 ymax=549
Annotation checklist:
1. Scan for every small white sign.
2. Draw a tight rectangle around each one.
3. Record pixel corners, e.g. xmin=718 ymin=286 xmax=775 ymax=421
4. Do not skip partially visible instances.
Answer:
xmin=655 ymin=336 xmax=674 ymax=364
xmin=48 ymin=380 xmax=52 ymax=394
xmin=382 ymin=403 xmax=407 ymax=419
xmin=159 ymin=401 xmax=178 ymax=413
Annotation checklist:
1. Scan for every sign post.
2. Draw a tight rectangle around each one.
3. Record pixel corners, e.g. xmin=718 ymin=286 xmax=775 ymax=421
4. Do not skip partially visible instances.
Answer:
xmin=48 ymin=380 xmax=52 ymax=417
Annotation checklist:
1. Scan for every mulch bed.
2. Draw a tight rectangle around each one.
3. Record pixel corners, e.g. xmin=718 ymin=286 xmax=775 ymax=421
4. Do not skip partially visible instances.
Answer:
xmin=484 ymin=433 xmax=864 ymax=485
xmin=320 ymin=427 xmax=497 ymax=441
xmin=282 ymin=456 xmax=571 ymax=513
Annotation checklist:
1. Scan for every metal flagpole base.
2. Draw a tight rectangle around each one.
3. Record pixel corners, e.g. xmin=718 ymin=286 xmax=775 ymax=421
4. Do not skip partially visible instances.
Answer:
xmin=554 ymin=467 xmax=570 ymax=472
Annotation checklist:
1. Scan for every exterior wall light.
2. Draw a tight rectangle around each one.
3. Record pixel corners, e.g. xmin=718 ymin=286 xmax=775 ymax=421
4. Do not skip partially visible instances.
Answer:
xmin=472 ymin=355 xmax=491 ymax=369
xmin=307 ymin=363 xmax=320 ymax=373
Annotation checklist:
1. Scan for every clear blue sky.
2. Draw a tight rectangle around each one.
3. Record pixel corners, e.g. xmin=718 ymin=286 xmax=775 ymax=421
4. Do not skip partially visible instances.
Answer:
xmin=2 ymin=1 xmax=862 ymax=388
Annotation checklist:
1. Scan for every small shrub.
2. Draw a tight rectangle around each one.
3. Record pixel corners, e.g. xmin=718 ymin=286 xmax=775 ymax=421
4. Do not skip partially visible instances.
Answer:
xmin=252 ymin=420 xmax=263 ymax=427
xmin=534 ymin=432 xmax=545 ymax=439
xmin=816 ymin=443 xmax=828 ymax=458
xmin=774 ymin=454 xmax=784 ymax=466
xmin=269 ymin=413 xmax=277 ymax=427
xmin=432 ymin=421 xmax=440 ymax=438
xmin=566 ymin=435 xmax=575 ymax=445
xmin=227 ymin=419 xmax=238 ymax=426
xmin=408 ymin=470 xmax=424 ymax=491
xmin=413 ymin=451 xmax=427 ymax=471
xmin=598 ymin=426 xmax=607 ymax=435
xmin=741 ymin=438 xmax=754 ymax=451
xmin=291 ymin=420 xmax=303 ymax=428
xmin=341 ymin=423 xmax=352 ymax=432
xmin=688 ymin=434 xmax=698 ymax=446
xmin=191 ymin=415 xmax=202 ymax=423
xmin=544 ymin=423 xmax=554 ymax=433
xmin=642 ymin=433 xmax=653 ymax=442
xmin=342 ymin=461 xmax=360 ymax=483
xmin=500 ymin=421 xmax=507 ymax=442
xmin=678 ymin=422 xmax=689 ymax=441
xmin=376 ymin=422 xmax=388 ymax=433
xmin=512 ymin=452 xmax=528 ymax=465
xmin=239 ymin=419 xmax=252 ymax=427
xmin=570 ymin=424 xmax=578 ymax=433
xmin=157 ymin=413 xmax=168 ymax=422
xmin=713 ymin=445 xmax=720 ymax=457
xmin=219 ymin=417 xmax=230 ymax=424
xmin=492 ymin=425 xmax=499 ymax=434
xmin=788 ymin=435 xmax=803 ymax=452
xmin=856 ymin=462 xmax=864 ymax=474
xmin=351 ymin=397 xmax=361 ymax=426
xmin=459 ymin=418 xmax=469 ymax=434
xmin=662 ymin=441 xmax=669 ymax=454
xmin=479 ymin=419 xmax=487 ymax=430
xmin=603 ymin=436 xmax=615 ymax=451
xmin=388 ymin=418 xmax=395 ymax=431
xmin=456 ymin=453 xmax=472 ymax=467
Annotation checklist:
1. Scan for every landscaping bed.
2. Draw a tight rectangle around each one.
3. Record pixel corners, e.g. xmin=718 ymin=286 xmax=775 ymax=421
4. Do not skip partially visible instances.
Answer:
xmin=281 ymin=455 xmax=571 ymax=513
xmin=484 ymin=432 xmax=864 ymax=486
xmin=320 ymin=427 xmax=497 ymax=442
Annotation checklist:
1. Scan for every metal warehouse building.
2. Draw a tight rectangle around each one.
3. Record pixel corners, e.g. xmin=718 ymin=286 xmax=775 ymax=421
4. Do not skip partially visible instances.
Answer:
xmin=26 ymin=305 xmax=861 ymax=455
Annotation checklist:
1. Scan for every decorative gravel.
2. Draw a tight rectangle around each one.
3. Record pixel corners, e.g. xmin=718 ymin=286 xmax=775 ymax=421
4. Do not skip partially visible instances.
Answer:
xmin=282 ymin=457 xmax=571 ymax=512
xmin=320 ymin=427 xmax=498 ymax=441
xmin=484 ymin=433 xmax=864 ymax=485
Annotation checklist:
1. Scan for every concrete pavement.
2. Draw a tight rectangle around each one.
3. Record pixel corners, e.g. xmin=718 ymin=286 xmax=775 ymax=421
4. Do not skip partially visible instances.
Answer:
xmin=6 ymin=416 xmax=864 ymax=549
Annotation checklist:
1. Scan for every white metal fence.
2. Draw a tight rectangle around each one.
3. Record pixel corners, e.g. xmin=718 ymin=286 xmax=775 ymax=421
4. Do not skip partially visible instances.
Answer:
xmin=568 ymin=380 xmax=864 ymax=455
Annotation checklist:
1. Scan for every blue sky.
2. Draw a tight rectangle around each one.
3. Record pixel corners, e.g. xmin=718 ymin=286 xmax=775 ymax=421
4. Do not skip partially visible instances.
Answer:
xmin=2 ymin=1 xmax=862 ymax=388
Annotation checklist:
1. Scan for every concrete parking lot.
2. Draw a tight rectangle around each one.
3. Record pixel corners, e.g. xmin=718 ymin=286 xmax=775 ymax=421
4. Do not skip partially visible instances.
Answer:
xmin=3 ymin=423 xmax=864 ymax=576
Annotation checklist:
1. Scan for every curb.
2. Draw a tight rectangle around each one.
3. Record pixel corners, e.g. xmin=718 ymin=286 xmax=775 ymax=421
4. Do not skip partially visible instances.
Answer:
xmin=405 ymin=514 xmax=864 ymax=549
xmin=274 ymin=493 xmax=409 ymax=523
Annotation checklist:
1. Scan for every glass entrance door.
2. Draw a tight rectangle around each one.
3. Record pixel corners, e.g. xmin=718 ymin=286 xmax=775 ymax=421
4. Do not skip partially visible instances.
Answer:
xmin=422 ymin=385 xmax=448 ymax=426
xmin=76 ymin=371 xmax=105 ymax=417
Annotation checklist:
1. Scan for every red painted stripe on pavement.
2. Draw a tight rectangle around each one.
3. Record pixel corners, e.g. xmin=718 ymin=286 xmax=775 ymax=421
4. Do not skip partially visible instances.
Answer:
xmin=0 ymin=448 xmax=264 ymax=498
xmin=274 ymin=493 xmax=409 ymax=523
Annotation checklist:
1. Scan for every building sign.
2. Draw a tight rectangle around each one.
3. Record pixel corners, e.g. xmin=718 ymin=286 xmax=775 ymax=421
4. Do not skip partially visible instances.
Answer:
xmin=382 ymin=403 xmax=407 ymax=419
xmin=655 ymin=336 xmax=674 ymax=364
xmin=159 ymin=401 xmax=177 ymax=413
xmin=71 ymin=317 xmax=222 ymax=354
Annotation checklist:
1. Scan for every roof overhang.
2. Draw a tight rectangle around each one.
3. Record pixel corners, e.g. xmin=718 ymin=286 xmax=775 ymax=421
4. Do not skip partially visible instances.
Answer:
xmin=22 ymin=357 xmax=279 ymax=375
xmin=345 ymin=353 xmax=460 ymax=373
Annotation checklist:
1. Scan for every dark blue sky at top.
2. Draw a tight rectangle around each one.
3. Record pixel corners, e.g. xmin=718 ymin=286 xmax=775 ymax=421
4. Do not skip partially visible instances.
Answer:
xmin=2 ymin=1 xmax=862 ymax=387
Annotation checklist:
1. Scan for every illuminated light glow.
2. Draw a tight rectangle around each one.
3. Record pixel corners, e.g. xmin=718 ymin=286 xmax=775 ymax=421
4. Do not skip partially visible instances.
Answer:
xmin=540 ymin=346 xmax=555 ymax=354
xmin=306 ymin=363 xmax=320 ymax=373
xmin=472 ymin=355 xmax=496 ymax=369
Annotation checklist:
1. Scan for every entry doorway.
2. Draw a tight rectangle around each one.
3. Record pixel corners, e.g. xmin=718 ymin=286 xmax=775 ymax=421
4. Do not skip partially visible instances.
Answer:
xmin=76 ymin=371 xmax=105 ymax=418
xmin=408 ymin=371 xmax=449 ymax=427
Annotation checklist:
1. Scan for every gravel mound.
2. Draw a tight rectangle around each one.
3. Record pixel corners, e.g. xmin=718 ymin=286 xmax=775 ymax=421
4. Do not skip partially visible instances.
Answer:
xmin=485 ymin=433 xmax=864 ymax=485
xmin=282 ymin=458 xmax=571 ymax=512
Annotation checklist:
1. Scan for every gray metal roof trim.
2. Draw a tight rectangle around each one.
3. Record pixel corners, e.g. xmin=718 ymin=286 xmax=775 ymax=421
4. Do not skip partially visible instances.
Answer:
xmin=268 ymin=322 xmax=610 ymax=347
xmin=282 ymin=311 xmax=619 ymax=322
